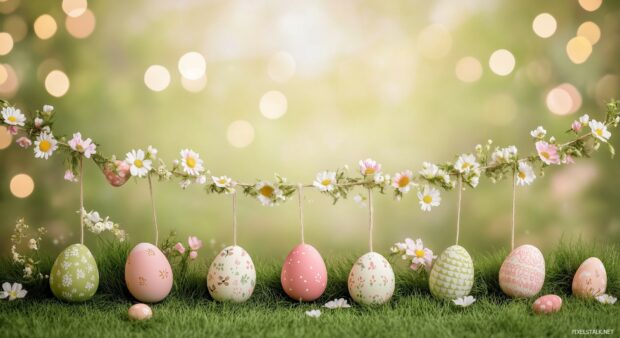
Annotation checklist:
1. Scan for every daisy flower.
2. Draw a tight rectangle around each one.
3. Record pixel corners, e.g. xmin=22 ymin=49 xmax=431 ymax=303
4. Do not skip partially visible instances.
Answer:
xmin=595 ymin=294 xmax=617 ymax=305
xmin=324 ymin=298 xmax=351 ymax=309
xmin=454 ymin=154 xmax=479 ymax=173
xmin=125 ymin=149 xmax=152 ymax=177
xmin=535 ymin=141 xmax=560 ymax=165
xmin=255 ymin=181 xmax=283 ymax=206
xmin=589 ymin=120 xmax=611 ymax=143
xmin=212 ymin=175 xmax=235 ymax=189
xmin=453 ymin=295 xmax=476 ymax=307
xmin=405 ymin=238 xmax=436 ymax=272
xmin=305 ymin=309 xmax=321 ymax=318
xmin=579 ymin=114 xmax=590 ymax=125
xmin=515 ymin=162 xmax=535 ymax=186
xmin=1 ymin=107 xmax=26 ymax=126
xmin=392 ymin=170 xmax=414 ymax=193
xmin=180 ymin=149 xmax=204 ymax=176
xmin=313 ymin=171 xmax=337 ymax=192
xmin=419 ymin=162 xmax=439 ymax=179
xmin=417 ymin=185 xmax=441 ymax=212
xmin=0 ymin=282 xmax=27 ymax=301
xmin=359 ymin=158 xmax=381 ymax=176
xmin=530 ymin=126 xmax=547 ymax=139
xmin=68 ymin=132 xmax=97 ymax=158
xmin=16 ymin=137 xmax=32 ymax=148
xmin=33 ymin=132 xmax=58 ymax=160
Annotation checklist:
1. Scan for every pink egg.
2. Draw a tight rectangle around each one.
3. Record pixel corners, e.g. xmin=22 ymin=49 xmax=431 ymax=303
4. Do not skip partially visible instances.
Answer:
xmin=128 ymin=303 xmax=153 ymax=320
xmin=125 ymin=243 xmax=173 ymax=303
xmin=572 ymin=257 xmax=607 ymax=298
xmin=532 ymin=294 xmax=562 ymax=314
xmin=102 ymin=160 xmax=130 ymax=187
xmin=281 ymin=243 xmax=327 ymax=301
xmin=499 ymin=244 xmax=545 ymax=298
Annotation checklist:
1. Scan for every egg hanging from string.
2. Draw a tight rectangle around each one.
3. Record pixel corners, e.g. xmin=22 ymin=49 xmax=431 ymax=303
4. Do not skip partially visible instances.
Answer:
xmin=498 ymin=244 xmax=545 ymax=298
xmin=125 ymin=242 xmax=173 ymax=303
xmin=207 ymin=245 xmax=256 ymax=302
xmin=428 ymin=245 xmax=474 ymax=299
xmin=347 ymin=252 xmax=395 ymax=305
xmin=281 ymin=243 xmax=328 ymax=301
xmin=50 ymin=243 xmax=99 ymax=302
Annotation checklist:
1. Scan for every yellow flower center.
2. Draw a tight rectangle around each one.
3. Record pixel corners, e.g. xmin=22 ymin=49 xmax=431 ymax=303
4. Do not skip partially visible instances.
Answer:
xmin=321 ymin=179 xmax=332 ymax=186
xmin=423 ymin=195 xmax=433 ymax=204
xmin=415 ymin=249 xmax=425 ymax=258
xmin=541 ymin=151 xmax=550 ymax=159
xmin=259 ymin=185 xmax=274 ymax=197
xmin=462 ymin=162 xmax=471 ymax=169
xmin=596 ymin=128 xmax=603 ymax=137
xmin=8 ymin=290 xmax=17 ymax=298
xmin=134 ymin=159 xmax=143 ymax=168
xmin=76 ymin=144 xmax=84 ymax=152
xmin=398 ymin=176 xmax=410 ymax=188
xmin=365 ymin=168 xmax=375 ymax=175
xmin=39 ymin=140 xmax=51 ymax=152
xmin=186 ymin=157 xmax=196 ymax=168
xmin=518 ymin=171 xmax=526 ymax=179
xmin=8 ymin=116 xmax=16 ymax=122
xmin=218 ymin=179 xmax=228 ymax=185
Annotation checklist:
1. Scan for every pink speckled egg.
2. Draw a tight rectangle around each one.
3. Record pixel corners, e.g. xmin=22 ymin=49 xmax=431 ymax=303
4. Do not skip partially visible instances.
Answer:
xmin=281 ymin=243 xmax=327 ymax=301
xmin=128 ymin=303 xmax=153 ymax=320
xmin=572 ymin=257 xmax=607 ymax=298
xmin=499 ymin=244 xmax=545 ymax=298
xmin=125 ymin=243 xmax=173 ymax=303
xmin=102 ymin=160 xmax=130 ymax=187
xmin=533 ymin=294 xmax=562 ymax=314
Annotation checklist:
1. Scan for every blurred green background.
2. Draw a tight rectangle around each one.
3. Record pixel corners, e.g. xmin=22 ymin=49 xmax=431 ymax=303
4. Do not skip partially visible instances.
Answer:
xmin=1 ymin=0 xmax=619 ymax=259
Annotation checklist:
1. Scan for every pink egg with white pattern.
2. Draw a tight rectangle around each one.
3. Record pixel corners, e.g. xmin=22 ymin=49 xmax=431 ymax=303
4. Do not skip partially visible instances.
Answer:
xmin=572 ymin=257 xmax=607 ymax=298
xmin=281 ymin=243 xmax=328 ymax=301
xmin=125 ymin=242 xmax=173 ymax=303
xmin=532 ymin=294 xmax=562 ymax=314
xmin=499 ymin=244 xmax=545 ymax=298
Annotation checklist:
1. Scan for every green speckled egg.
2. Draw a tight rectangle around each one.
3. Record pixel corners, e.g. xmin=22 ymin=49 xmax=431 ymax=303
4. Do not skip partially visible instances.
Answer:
xmin=429 ymin=245 xmax=474 ymax=299
xmin=49 ymin=244 xmax=99 ymax=302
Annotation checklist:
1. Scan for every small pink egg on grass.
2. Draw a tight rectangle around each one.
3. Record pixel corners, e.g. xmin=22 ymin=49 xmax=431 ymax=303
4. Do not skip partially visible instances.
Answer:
xmin=128 ymin=303 xmax=153 ymax=321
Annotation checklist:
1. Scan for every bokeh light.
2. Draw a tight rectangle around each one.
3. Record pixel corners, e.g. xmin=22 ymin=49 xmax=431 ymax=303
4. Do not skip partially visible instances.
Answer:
xmin=34 ymin=14 xmax=57 ymax=40
xmin=45 ymin=70 xmax=70 ymax=97
xmin=178 ymin=52 xmax=206 ymax=80
xmin=62 ymin=0 xmax=88 ymax=18
xmin=489 ymin=49 xmax=515 ymax=76
xmin=10 ymin=173 xmax=34 ymax=198
xmin=65 ymin=9 xmax=96 ymax=39
xmin=0 ymin=63 xmax=18 ymax=98
xmin=455 ymin=57 xmax=483 ymax=83
xmin=577 ymin=21 xmax=601 ymax=45
xmin=3 ymin=15 xmax=27 ymax=42
xmin=595 ymin=74 xmax=619 ymax=103
xmin=0 ymin=0 xmax=19 ymax=14
xmin=0 ymin=32 xmax=14 ymax=55
xmin=259 ymin=90 xmax=288 ymax=119
xmin=566 ymin=36 xmax=592 ymax=64
xmin=144 ymin=65 xmax=170 ymax=92
xmin=546 ymin=83 xmax=581 ymax=116
xmin=226 ymin=120 xmax=255 ymax=148
xmin=268 ymin=51 xmax=296 ymax=83
xmin=578 ymin=0 xmax=602 ymax=12
xmin=417 ymin=24 xmax=452 ymax=59
xmin=532 ymin=13 xmax=557 ymax=38
xmin=181 ymin=74 xmax=207 ymax=93
xmin=0 ymin=64 xmax=7 ymax=85
xmin=0 ymin=126 xmax=11 ymax=149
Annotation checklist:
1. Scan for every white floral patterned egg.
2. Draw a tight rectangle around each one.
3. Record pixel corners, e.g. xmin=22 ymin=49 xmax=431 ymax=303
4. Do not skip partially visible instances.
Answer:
xmin=207 ymin=246 xmax=256 ymax=302
xmin=347 ymin=252 xmax=395 ymax=305
xmin=49 ymin=244 xmax=99 ymax=302
xmin=429 ymin=245 xmax=474 ymax=299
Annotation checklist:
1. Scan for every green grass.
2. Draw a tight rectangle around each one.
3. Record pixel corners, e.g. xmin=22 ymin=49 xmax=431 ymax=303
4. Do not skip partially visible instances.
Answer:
xmin=0 ymin=240 xmax=618 ymax=338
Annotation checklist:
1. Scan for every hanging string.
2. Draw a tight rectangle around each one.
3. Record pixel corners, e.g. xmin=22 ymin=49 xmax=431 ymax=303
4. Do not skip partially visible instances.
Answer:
xmin=297 ymin=184 xmax=305 ymax=244
xmin=79 ymin=157 xmax=84 ymax=245
xmin=455 ymin=175 xmax=463 ymax=246
xmin=511 ymin=166 xmax=517 ymax=251
xmin=232 ymin=190 xmax=238 ymax=246
xmin=368 ymin=187 xmax=374 ymax=252
xmin=147 ymin=175 xmax=159 ymax=247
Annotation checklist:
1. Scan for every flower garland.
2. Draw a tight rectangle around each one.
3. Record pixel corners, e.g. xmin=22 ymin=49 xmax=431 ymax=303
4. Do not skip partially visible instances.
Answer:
xmin=1 ymin=98 xmax=619 ymax=212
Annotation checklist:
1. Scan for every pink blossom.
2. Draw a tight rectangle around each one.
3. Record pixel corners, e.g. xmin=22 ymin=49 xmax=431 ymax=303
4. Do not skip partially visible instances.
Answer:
xmin=571 ymin=120 xmax=582 ymax=133
xmin=16 ymin=137 xmax=32 ymax=148
xmin=189 ymin=251 xmax=198 ymax=260
xmin=68 ymin=132 xmax=97 ymax=158
xmin=358 ymin=158 xmax=382 ymax=176
xmin=188 ymin=236 xmax=202 ymax=251
xmin=562 ymin=155 xmax=575 ymax=164
xmin=64 ymin=169 xmax=78 ymax=182
xmin=535 ymin=141 xmax=560 ymax=165
xmin=34 ymin=118 xmax=43 ymax=129
xmin=404 ymin=238 xmax=436 ymax=272
xmin=174 ymin=242 xmax=185 ymax=254
xmin=7 ymin=126 xmax=18 ymax=135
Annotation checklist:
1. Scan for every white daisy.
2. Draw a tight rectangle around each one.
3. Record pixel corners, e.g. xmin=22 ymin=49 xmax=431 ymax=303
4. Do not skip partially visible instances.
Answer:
xmin=1 ymin=107 xmax=26 ymax=126
xmin=305 ymin=309 xmax=321 ymax=318
xmin=34 ymin=132 xmax=58 ymax=160
xmin=595 ymin=294 xmax=616 ymax=305
xmin=454 ymin=154 xmax=479 ymax=173
xmin=324 ymin=298 xmax=351 ymax=309
xmin=453 ymin=295 xmax=476 ymax=307
xmin=392 ymin=170 xmax=414 ymax=193
xmin=0 ymin=282 xmax=27 ymax=301
xmin=255 ymin=181 xmax=283 ymax=206
xmin=530 ymin=126 xmax=547 ymax=139
xmin=125 ymin=149 xmax=152 ymax=177
xmin=515 ymin=162 xmax=536 ymax=186
xmin=313 ymin=171 xmax=337 ymax=192
xmin=419 ymin=162 xmax=439 ymax=179
xmin=212 ymin=175 xmax=235 ymax=189
xmin=180 ymin=149 xmax=204 ymax=176
xmin=589 ymin=120 xmax=611 ymax=143
xmin=417 ymin=185 xmax=441 ymax=212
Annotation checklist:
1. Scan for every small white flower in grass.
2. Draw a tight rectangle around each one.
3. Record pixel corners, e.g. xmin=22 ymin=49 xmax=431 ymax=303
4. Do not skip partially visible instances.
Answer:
xmin=359 ymin=158 xmax=381 ymax=176
xmin=454 ymin=154 xmax=479 ymax=174
xmin=530 ymin=126 xmax=547 ymax=139
xmin=43 ymin=105 xmax=54 ymax=113
xmin=579 ymin=114 xmax=590 ymax=125
xmin=1 ymin=107 xmax=26 ymax=126
xmin=515 ymin=162 xmax=536 ymax=186
xmin=589 ymin=120 xmax=611 ymax=143
xmin=453 ymin=295 xmax=476 ymax=307
xmin=392 ymin=170 xmax=414 ymax=193
xmin=313 ymin=171 xmax=337 ymax=192
xmin=419 ymin=162 xmax=439 ymax=179
xmin=417 ymin=185 xmax=441 ymax=212
xmin=34 ymin=132 xmax=58 ymax=160
xmin=125 ymin=149 xmax=152 ymax=177
xmin=596 ymin=294 xmax=617 ymax=305
xmin=28 ymin=238 xmax=37 ymax=250
xmin=180 ymin=149 xmax=204 ymax=176
xmin=68 ymin=132 xmax=97 ymax=158
xmin=0 ymin=282 xmax=27 ymax=301
xmin=305 ymin=309 xmax=321 ymax=318
xmin=324 ymin=298 xmax=351 ymax=309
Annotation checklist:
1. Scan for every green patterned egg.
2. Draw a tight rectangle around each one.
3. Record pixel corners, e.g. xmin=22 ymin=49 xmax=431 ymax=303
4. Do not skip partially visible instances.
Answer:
xmin=49 ymin=244 xmax=99 ymax=302
xmin=429 ymin=245 xmax=474 ymax=299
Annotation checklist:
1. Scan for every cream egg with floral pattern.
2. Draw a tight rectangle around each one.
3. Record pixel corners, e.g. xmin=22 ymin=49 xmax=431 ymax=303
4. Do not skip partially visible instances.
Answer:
xmin=207 ymin=245 xmax=256 ymax=302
